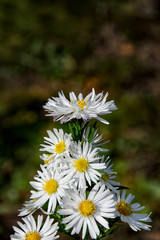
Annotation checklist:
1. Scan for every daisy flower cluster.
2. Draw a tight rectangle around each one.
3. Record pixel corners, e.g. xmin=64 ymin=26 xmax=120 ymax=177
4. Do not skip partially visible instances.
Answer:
xmin=11 ymin=89 xmax=152 ymax=240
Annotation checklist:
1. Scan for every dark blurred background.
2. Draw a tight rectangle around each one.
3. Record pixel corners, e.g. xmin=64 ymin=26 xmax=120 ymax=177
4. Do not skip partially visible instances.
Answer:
xmin=0 ymin=0 xmax=160 ymax=239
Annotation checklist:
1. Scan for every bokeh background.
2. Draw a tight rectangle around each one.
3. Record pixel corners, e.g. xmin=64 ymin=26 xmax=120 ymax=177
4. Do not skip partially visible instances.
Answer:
xmin=0 ymin=0 xmax=160 ymax=239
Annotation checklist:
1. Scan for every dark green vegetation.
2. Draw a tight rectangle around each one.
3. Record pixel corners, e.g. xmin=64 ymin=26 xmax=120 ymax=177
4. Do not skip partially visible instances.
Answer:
xmin=0 ymin=0 xmax=160 ymax=239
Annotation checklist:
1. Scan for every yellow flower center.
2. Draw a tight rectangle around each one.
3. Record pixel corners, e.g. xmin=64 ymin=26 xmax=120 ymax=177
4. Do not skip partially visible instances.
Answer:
xmin=43 ymin=179 xmax=58 ymax=194
xmin=116 ymin=201 xmax=133 ymax=216
xmin=44 ymin=154 xmax=52 ymax=164
xmin=54 ymin=141 xmax=66 ymax=154
xmin=78 ymin=200 xmax=96 ymax=216
xmin=77 ymin=99 xmax=87 ymax=109
xmin=44 ymin=159 xmax=51 ymax=164
xmin=74 ymin=157 xmax=89 ymax=172
xmin=101 ymin=173 xmax=109 ymax=182
xmin=25 ymin=231 xmax=41 ymax=240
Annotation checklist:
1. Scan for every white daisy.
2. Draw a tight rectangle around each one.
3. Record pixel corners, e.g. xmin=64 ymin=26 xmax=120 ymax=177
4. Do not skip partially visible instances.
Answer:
xmin=29 ymin=165 xmax=72 ymax=213
xmin=115 ymin=190 xmax=152 ymax=231
xmin=99 ymin=157 xmax=120 ymax=192
xmin=43 ymin=88 xmax=117 ymax=124
xmin=67 ymin=141 xmax=105 ymax=189
xmin=40 ymin=128 xmax=72 ymax=165
xmin=82 ymin=126 xmax=109 ymax=152
xmin=10 ymin=214 xmax=59 ymax=240
xmin=58 ymin=182 xmax=116 ymax=239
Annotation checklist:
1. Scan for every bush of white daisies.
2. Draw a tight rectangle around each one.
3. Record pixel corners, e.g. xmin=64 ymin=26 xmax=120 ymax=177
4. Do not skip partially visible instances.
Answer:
xmin=11 ymin=88 xmax=152 ymax=240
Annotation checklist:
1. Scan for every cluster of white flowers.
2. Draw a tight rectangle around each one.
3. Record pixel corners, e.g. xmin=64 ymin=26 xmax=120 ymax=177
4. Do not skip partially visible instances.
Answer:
xmin=11 ymin=89 xmax=152 ymax=240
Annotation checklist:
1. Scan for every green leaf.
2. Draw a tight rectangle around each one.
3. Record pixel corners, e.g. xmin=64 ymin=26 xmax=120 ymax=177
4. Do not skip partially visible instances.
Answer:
xmin=88 ymin=121 xmax=97 ymax=143
xmin=97 ymin=169 xmax=106 ymax=174
xmin=73 ymin=122 xmax=78 ymax=136
xmin=116 ymin=185 xmax=129 ymax=190
xmin=108 ymin=226 xmax=119 ymax=236
xmin=68 ymin=122 xmax=75 ymax=140
xmin=83 ymin=228 xmax=89 ymax=240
